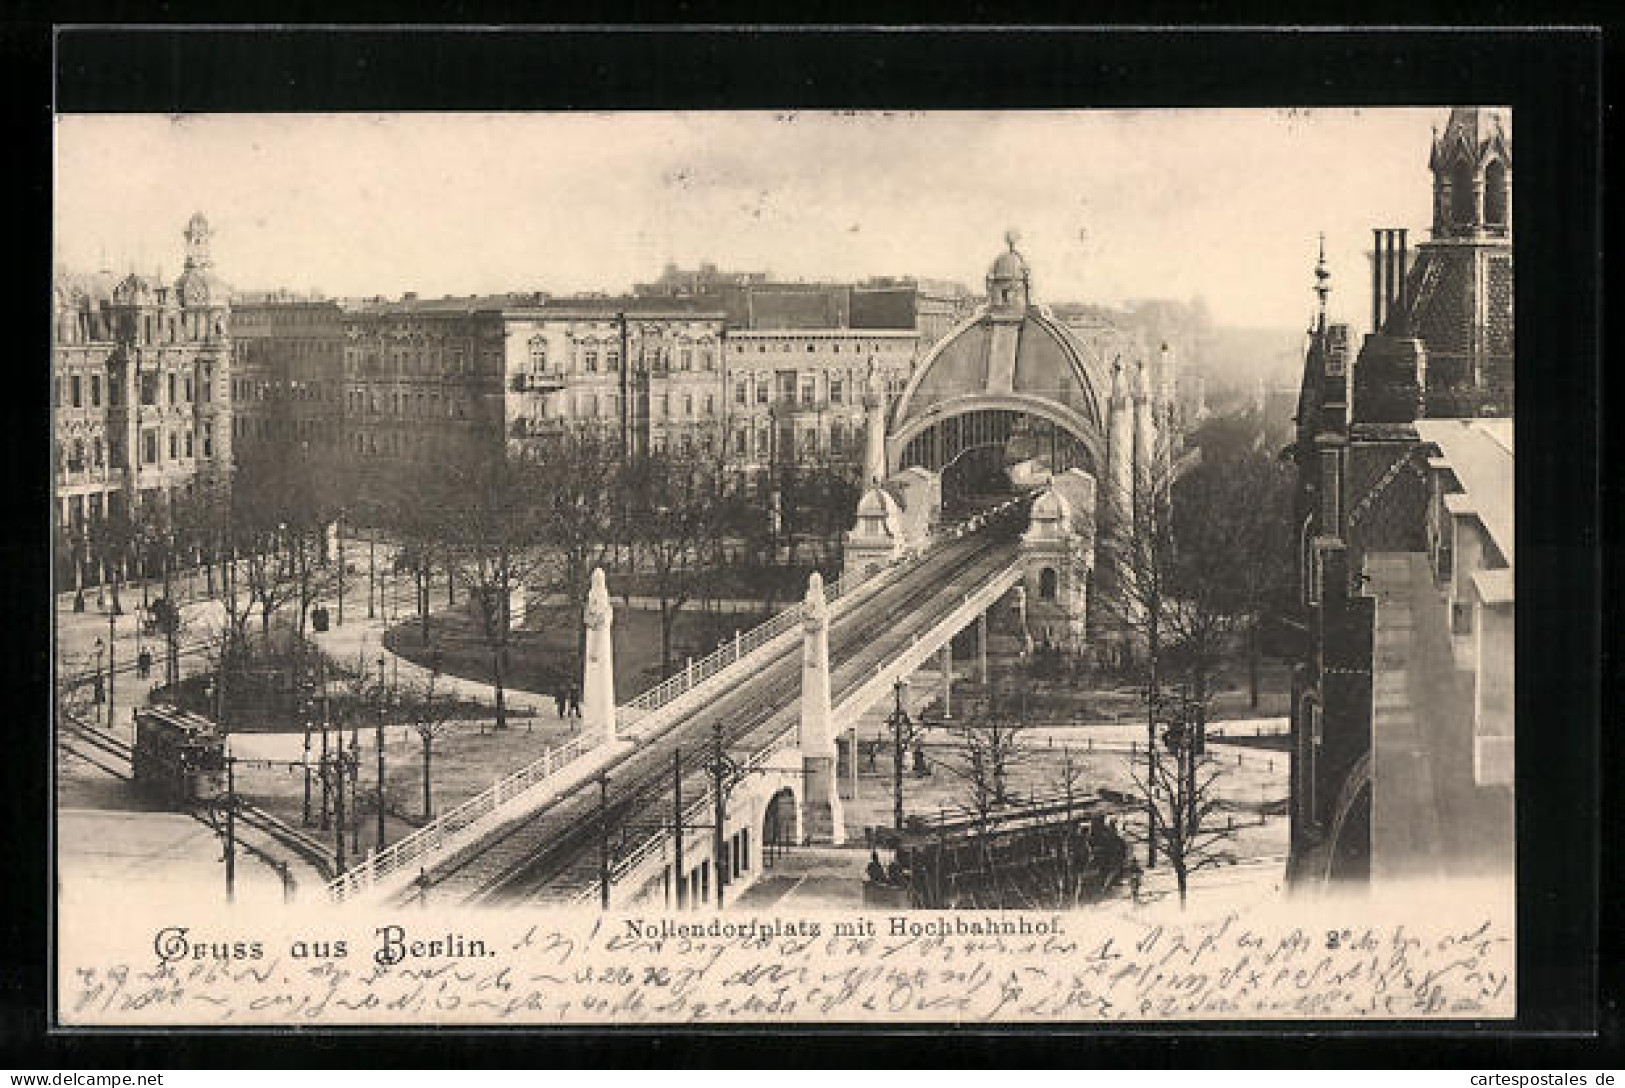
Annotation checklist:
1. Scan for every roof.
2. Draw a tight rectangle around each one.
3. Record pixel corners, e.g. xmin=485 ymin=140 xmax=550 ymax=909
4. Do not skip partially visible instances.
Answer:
xmin=1416 ymin=417 xmax=1513 ymax=563
xmin=894 ymin=306 xmax=1108 ymax=434
xmin=1471 ymin=567 xmax=1515 ymax=606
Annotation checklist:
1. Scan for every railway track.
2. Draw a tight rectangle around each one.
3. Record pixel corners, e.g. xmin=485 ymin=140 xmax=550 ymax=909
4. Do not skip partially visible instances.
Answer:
xmin=56 ymin=714 xmax=335 ymax=883
xmin=406 ymin=523 xmax=1026 ymax=906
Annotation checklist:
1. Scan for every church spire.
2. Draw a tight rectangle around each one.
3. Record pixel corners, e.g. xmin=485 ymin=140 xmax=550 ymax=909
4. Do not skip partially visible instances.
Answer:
xmin=1313 ymin=232 xmax=1331 ymax=333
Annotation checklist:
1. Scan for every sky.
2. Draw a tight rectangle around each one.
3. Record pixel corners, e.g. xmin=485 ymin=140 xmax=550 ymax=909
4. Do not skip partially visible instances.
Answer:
xmin=54 ymin=108 xmax=1457 ymax=334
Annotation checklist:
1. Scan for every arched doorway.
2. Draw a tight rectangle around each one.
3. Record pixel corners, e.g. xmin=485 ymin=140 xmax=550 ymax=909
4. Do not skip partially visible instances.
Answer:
xmin=761 ymin=787 xmax=799 ymax=869
xmin=1038 ymin=567 xmax=1058 ymax=601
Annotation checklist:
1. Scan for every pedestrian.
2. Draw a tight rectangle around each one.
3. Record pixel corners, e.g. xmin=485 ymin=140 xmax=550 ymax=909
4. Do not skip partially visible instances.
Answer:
xmin=138 ymin=649 xmax=152 ymax=679
xmin=568 ymin=684 xmax=582 ymax=718
xmin=553 ymin=690 xmax=566 ymax=719
xmin=865 ymin=850 xmax=887 ymax=885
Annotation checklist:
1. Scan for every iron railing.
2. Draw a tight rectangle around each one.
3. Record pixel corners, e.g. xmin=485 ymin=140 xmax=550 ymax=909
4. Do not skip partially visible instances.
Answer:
xmin=328 ymin=729 xmax=592 ymax=901
xmin=328 ymin=494 xmax=1029 ymax=902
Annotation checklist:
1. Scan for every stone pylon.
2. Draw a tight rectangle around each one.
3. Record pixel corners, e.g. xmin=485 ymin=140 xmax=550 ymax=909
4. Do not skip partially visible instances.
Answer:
xmin=582 ymin=567 xmax=616 ymax=744
xmin=798 ymin=572 xmax=844 ymax=844
xmin=862 ymin=360 xmax=888 ymax=489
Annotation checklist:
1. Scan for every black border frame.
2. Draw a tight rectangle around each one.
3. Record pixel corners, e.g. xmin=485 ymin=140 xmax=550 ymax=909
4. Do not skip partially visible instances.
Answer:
xmin=1 ymin=22 xmax=1609 ymax=1067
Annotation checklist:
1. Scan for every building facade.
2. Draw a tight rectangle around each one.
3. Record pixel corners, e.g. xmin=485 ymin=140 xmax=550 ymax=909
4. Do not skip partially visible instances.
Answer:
xmin=724 ymin=328 xmax=918 ymax=482
xmin=52 ymin=213 xmax=233 ymax=597
xmin=1287 ymin=107 xmax=1516 ymax=886
xmin=230 ymin=293 xmax=345 ymax=463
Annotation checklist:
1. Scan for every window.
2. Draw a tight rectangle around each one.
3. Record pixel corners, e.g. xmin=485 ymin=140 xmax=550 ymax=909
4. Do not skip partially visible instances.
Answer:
xmin=53 ymin=377 xmax=60 ymax=408
xmin=90 ymin=375 xmax=101 ymax=407
xmin=830 ymin=421 xmax=845 ymax=453
xmin=659 ymin=394 xmax=670 ymax=419
xmin=829 ymin=379 xmax=844 ymax=405
xmin=799 ymin=377 xmax=816 ymax=405
xmin=756 ymin=382 xmax=768 ymax=406
xmin=705 ymin=394 xmax=714 ymax=417
xmin=168 ymin=373 xmax=177 ymax=405
xmin=585 ymin=346 xmax=599 ymax=373
xmin=71 ymin=376 xmax=82 ymax=408
xmin=529 ymin=335 xmax=548 ymax=372
xmin=734 ymin=429 xmax=747 ymax=456
xmin=776 ymin=371 xmax=796 ymax=402
xmin=684 ymin=395 xmax=694 ymax=417
xmin=142 ymin=430 xmax=158 ymax=465
xmin=184 ymin=430 xmax=194 ymax=458
xmin=168 ymin=432 xmax=178 ymax=460
xmin=605 ymin=346 xmax=620 ymax=371
xmin=92 ymin=437 xmax=103 ymax=467
xmin=184 ymin=376 xmax=194 ymax=403
xmin=735 ymin=382 xmax=747 ymax=405
xmin=1039 ymin=567 xmax=1058 ymax=600
xmin=679 ymin=345 xmax=693 ymax=370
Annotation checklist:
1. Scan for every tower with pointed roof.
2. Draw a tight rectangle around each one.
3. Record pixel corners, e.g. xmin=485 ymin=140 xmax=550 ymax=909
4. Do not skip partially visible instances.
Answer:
xmin=1406 ymin=107 xmax=1514 ymax=415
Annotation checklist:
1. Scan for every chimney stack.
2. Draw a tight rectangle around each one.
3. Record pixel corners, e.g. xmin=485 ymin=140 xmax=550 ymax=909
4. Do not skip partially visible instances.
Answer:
xmin=1370 ymin=228 xmax=1410 ymax=336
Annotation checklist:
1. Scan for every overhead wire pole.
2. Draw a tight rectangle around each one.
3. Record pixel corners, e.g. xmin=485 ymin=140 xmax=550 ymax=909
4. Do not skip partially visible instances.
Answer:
xmin=672 ymin=748 xmax=685 ymax=909
xmin=376 ymin=655 xmax=387 ymax=855
xmin=106 ymin=610 xmax=115 ymax=734
xmin=712 ymin=720 xmax=727 ymax=909
xmin=223 ymin=754 xmax=236 ymax=902
xmin=319 ymin=654 xmax=331 ymax=830
xmin=598 ymin=774 xmax=611 ymax=910
xmin=888 ymin=678 xmax=913 ymax=833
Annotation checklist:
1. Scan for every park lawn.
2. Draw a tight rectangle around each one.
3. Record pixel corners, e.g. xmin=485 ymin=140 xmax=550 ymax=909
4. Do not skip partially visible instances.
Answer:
xmin=382 ymin=602 xmax=773 ymax=705
xmin=233 ymin=712 xmax=586 ymax=857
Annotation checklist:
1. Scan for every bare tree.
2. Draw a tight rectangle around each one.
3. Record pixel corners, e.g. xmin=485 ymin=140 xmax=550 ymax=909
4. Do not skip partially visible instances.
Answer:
xmin=437 ymin=446 xmax=553 ymax=731
xmin=624 ymin=448 xmax=718 ymax=678
xmin=403 ymin=670 xmax=459 ymax=820
xmin=929 ymin=705 xmax=1033 ymax=904
xmin=533 ymin=427 xmax=621 ymax=668
xmin=1127 ymin=692 xmax=1237 ymax=908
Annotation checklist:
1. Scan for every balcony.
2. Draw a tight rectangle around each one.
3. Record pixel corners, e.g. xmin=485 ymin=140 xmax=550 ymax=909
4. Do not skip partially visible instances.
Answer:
xmin=510 ymin=372 xmax=566 ymax=394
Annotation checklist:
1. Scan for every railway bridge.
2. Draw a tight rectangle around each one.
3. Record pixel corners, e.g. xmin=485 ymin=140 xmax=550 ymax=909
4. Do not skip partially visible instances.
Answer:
xmin=327 ymin=483 xmax=1094 ymax=909
xmin=325 ymin=233 xmax=1173 ymax=909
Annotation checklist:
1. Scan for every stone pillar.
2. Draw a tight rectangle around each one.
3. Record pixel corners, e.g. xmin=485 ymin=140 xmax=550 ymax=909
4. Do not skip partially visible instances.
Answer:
xmin=939 ymin=642 xmax=954 ymax=720
xmin=582 ymin=567 xmax=616 ymax=744
xmin=1012 ymin=584 xmax=1034 ymax=656
xmin=800 ymin=573 xmax=834 ymax=756
xmin=977 ymin=611 xmax=990 ymax=686
xmin=1133 ymin=359 xmax=1157 ymax=511
xmin=1107 ymin=361 xmax=1133 ymax=534
xmin=798 ymin=572 xmax=843 ymax=844
xmin=862 ymin=362 xmax=887 ymax=488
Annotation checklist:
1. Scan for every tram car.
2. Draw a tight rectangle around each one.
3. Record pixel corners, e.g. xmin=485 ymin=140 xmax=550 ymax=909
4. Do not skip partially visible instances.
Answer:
xmin=132 ymin=706 xmax=227 ymax=806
